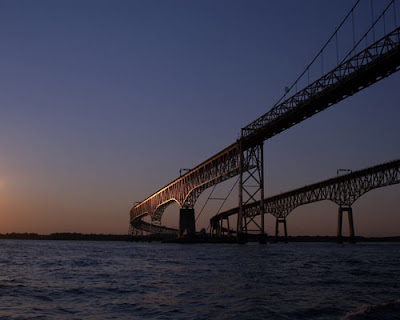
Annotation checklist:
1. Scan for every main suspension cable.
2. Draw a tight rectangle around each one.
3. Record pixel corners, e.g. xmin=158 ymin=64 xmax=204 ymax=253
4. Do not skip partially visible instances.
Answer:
xmin=272 ymin=0 xmax=361 ymax=107
xmin=340 ymin=0 xmax=396 ymax=64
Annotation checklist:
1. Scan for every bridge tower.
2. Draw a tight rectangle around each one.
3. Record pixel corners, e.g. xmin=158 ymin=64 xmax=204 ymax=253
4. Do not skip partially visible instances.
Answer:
xmin=237 ymin=136 xmax=266 ymax=243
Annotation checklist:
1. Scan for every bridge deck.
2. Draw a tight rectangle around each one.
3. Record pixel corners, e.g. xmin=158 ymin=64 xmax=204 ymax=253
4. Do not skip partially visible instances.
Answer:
xmin=210 ymin=159 xmax=400 ymax=227
xmin=131 ymin=27 xmax=400 ymax=230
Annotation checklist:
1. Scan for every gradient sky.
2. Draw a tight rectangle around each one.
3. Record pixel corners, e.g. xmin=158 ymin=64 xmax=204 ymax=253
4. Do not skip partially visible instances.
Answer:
xmin=0 ymin=0 xmax=399 ymax=236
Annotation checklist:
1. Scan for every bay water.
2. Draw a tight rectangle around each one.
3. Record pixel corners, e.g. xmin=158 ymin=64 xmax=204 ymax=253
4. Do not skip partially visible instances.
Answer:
xmin=0 ymin=240 xmax=399 ymax=319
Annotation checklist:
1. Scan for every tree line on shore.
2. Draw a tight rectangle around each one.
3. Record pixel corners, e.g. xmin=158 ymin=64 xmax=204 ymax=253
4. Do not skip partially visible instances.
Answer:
xmin=0 ymin=232 xmax=399 ymax=242
xmin=0 ymin=232 xmax=131 ymax=241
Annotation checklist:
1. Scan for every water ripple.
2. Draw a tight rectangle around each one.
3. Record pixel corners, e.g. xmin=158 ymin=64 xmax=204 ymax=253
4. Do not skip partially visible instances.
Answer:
xmin=0 ymin=241 xmax=398 ymax=319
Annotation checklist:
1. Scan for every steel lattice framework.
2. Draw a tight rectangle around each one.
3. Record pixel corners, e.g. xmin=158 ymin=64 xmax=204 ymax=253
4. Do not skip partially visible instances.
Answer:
xmin=130 ymin=27 xmax=400 ymax=234
xmin=129 ymin=220 xmax=178 ymax=235
xmin=210 ymin=159 xmax=400 ymax=234
xmin=130 ymin=143 xmax=241 ymax=223
xmin=241 ymin=27 xmax=400 ymax=146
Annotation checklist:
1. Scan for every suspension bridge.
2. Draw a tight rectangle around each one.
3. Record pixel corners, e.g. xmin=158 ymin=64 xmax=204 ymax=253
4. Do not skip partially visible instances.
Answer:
xmin=129 ymin=0 xmax=400 ymax=242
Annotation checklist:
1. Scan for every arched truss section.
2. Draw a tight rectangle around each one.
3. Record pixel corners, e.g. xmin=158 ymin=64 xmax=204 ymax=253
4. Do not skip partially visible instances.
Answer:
xmin=130 ymin=219 xmax=178 ymax=236
xmin=210 ymin=159 xmax=400 ymax=226
xmin=152 ymin=199 xmax=180 ymax=221
xmin=129 ymin=198 xmax=180 ymax=233
xmin=130 ymin=143 xmax=241 ymax=223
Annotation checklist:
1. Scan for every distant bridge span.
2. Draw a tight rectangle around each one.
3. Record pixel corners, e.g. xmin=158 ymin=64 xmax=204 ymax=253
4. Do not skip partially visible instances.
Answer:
xmin=210 ymin=159 xmax=400 ymax=241
xmin=130 ymin=24 xmax=400 ymax=237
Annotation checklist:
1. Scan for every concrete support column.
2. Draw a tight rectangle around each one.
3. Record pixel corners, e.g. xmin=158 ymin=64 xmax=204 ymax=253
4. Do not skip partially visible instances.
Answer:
xmin=275 ymin=218 xmax=288 ymax=243
xmin=337 ymin=208 xmax=343 ymax=243
xmin=259 ymin=143 xmax=266 ymax=244
xmin=347 ymin=207 xmax=355 ymax=243
xmin=283 ymin=219 xmax=288 ymax=242
xmin=337 ymin=207 xmax=355 ymax=243
xmin=179 ymin=208 xmax=195 ymax=237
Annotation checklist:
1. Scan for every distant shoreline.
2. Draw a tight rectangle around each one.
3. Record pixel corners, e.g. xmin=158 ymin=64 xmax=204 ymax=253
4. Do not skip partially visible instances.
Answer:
xmin=0 ymin=233 xmax=399 ymax=243
xmin=0 ymin=233 xmax=131 ymax=241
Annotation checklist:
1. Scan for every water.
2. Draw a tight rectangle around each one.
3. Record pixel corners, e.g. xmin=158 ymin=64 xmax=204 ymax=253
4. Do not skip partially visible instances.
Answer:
xmin=0 ymin=240 xmax=399 ymax=319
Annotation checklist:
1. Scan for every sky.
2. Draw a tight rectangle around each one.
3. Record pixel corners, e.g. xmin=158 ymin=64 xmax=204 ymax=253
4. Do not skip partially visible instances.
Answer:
xmin=0 ymin=0 xmax=399 ymax=236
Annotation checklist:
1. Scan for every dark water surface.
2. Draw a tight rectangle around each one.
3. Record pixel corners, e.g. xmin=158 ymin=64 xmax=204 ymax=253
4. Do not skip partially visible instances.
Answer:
xmin=0 ymin=240 xmax=399 ymax=319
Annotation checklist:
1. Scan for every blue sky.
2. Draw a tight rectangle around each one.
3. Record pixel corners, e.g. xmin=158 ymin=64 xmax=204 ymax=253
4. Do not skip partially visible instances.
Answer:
xmin=0 ymin=0 xmax=399 ymax=235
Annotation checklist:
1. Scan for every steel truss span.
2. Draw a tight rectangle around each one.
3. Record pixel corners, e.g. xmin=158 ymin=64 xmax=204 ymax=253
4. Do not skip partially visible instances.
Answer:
xmin=130 ymin=143 xmax=241 ymax=224
xmin=130 ymin=27 xmax=400 ymax=234
xmin=210 ymin=159 xmax=400 ymax=233
xmin=241 ymin=27 xmax=400 ymax=147
xmin=130 ymin=220 xmax=178 ymax=236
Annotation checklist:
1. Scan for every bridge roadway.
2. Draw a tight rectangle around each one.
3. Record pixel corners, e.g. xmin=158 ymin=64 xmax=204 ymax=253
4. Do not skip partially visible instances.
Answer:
xmin=130 ymin=27 xmax=400 ymax=234
xmin=210 ymin=159 xmax=400 ymax=241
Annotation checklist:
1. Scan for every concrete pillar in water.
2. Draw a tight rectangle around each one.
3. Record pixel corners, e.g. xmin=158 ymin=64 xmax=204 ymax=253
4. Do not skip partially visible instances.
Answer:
xmin=179 ymin=208 xmax=195 ymax=237
xmin=275 ymin=218 xmax=288 ymax=243
xmin=347 ymin=207 xmax=355 ymax=243
xmin=337 ymin=207 xmax=355 ymax=243
xmin=337 ymin=208 xmax=343 ymax=243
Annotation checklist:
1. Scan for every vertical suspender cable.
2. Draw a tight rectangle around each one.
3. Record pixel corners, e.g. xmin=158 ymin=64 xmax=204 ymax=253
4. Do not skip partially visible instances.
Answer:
xmin=271 ymin=0 xmax=361 ymax=108
xmin=341 ymin=0 xmax=396 ymax=64
xmin=371 ymin=0 xmax=376 ymax=42
xmin=352 ymin=8 xmax=356 ymax=47
xmin=321 ymin=51 xmax=324 ymax=76
xmin=336 ymin=32 xmax=339 ymax=65
xmin=396 ymin=0 xmax=400 ymax=43
xmin=383 ymin=9 xmax=387 ymax=35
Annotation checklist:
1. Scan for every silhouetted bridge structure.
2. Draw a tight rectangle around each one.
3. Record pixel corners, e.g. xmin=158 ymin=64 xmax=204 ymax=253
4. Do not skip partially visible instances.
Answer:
xmin=130 ymin=2 xmax=400 ymax=242
xmin=210 ymin=159 xmax=400 ymax=242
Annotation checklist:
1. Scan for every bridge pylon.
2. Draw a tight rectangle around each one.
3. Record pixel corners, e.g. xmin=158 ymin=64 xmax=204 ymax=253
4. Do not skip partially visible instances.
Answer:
xmin=179 ymin=207 xmax=195 ymax=238
xmin=275 ymin=217 xmax=288 ymax=243
xmin=237 ymin=137 xmax=266 ymax=243
xmin=337 ymin=206 xmax=355 ymax=243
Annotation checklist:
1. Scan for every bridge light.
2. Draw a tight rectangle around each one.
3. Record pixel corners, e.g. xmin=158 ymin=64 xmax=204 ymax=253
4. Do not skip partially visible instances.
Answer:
xmin=337 ymin=168 xmax=352 ymax=176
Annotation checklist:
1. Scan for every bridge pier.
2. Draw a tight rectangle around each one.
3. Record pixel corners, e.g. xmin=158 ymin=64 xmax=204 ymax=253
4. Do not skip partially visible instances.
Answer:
xmin=337 ymin=206 xmax=355 ymax=243
xmin=237 ymin=142 xmax=265 ymax=243
xmin=275 ymin=218 xmax=288 ymax=243
xmin=129 ymin=223 xmax=143 ymax=237
xmin=179 ymin=208 xmax=195 ymax=237
xmin=220 ymin=217 xmax=232 ymax=237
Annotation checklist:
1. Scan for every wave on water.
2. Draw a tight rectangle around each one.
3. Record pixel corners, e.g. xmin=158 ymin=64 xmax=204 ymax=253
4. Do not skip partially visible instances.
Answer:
xmin=0 ymin=241 xmax=399 ymax=320
xmin=340 ymin=299 xmax=400 ymax=320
